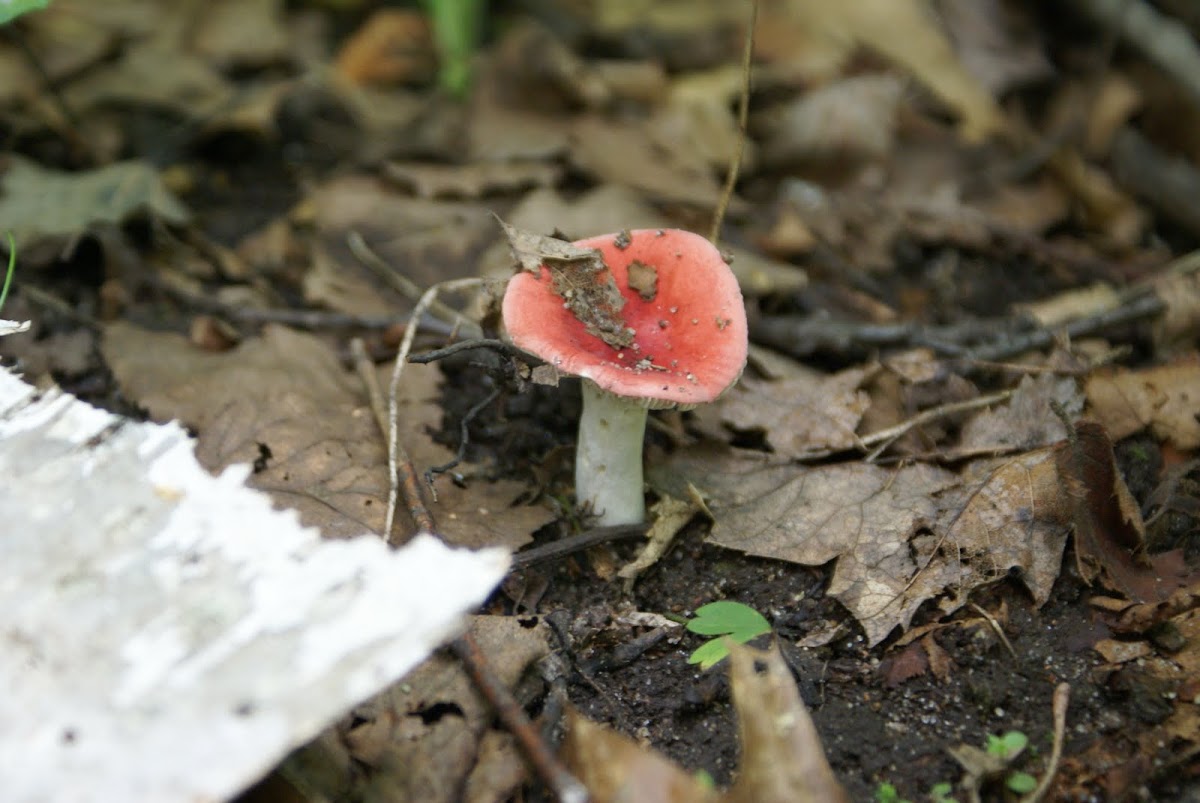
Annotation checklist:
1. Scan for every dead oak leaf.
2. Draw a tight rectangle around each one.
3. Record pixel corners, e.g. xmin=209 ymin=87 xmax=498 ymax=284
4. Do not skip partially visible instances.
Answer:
xmin=957 ymin=373 xmax=1082 ymax=453
xmin=339 ymin=615 xmax=549 ymax=803
xmin=717 ymin=365 xmax=877 ymax=457
xmin=102 ymin=322 xmax=548 ymax=548
xmin=1085 ymin=358 xmax=1200 ymax=450
xmin=1055 ymin=421 xmax=1195 ymax=603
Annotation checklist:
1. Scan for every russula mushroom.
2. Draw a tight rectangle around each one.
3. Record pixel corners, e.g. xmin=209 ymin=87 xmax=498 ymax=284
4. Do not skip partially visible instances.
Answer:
xmin=502 ymin=228 xmax=748 ymax=526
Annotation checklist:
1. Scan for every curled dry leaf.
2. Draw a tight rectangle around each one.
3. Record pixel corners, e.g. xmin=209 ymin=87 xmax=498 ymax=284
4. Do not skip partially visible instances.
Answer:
xmin=300 ymin=616 xmax=549 ymax=803
xmin=773 ymin=0 xmax=1004 ymax=141
xmin=725 ymin=644 xmax=850 ymax=803
xmin=1085 ymin=358 xmax=1200 ymax=450
xmin=717 ymin=364 xmax=877 ymax=457
xmin=101 ymin=322 xmax=551 ymax=548
xmin=957 ymin=373 xmax=1082 ymax=453
xmin=651 ymin=419 xmax=1182 ymax=645
xmin=562 ymin=709 xmax=717 ymax=803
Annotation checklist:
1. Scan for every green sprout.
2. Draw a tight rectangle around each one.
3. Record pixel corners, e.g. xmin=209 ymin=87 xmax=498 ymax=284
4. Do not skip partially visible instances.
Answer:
xmin=986 ymin=730 xmax=1038 ymax=794
xmin=874 ymin=782 xmax=911 ymax=803
xmin=0 ymin=0 xmax=51 ymax=26
xmin=929 ymin=781 xmax=958 ymax=802
xmin=422 ymin=0 xmax=484 ymax=97
xmin=685 ymin=601 xmax=771 ymax=670
xmin=1 ymin=233 xmax=15 ymax=312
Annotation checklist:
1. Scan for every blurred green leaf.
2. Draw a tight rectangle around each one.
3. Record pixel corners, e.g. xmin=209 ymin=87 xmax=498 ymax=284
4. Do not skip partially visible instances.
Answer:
xmin=0 ymin=0 xmax=50 ymax=26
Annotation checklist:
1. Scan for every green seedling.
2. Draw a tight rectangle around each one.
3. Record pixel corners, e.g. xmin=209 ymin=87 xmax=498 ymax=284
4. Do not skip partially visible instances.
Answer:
xmin=685 ymin=601 xmax=771 ymax=670
xmin=0 ymin=0 xmax=51 ymax=26
xmin=929 ymin=781 xmax=958 ymax=802
xmin=422 ymin=0 xmax=484 ymax=97
xmin=874 ymin=781 xmax=911 ymax=803
xmin=985 ymin=730 xmax=1038 ymax=795
xmin=1 ymin=233 xmax=15 ymax=312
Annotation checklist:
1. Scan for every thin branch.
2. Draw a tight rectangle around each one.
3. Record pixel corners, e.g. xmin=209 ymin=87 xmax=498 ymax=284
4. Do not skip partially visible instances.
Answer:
xmin=350 ymin=338 xmax=435 ymax=536
xmin=709 ymin=0 xmax=758 ymax=245
xmin=450 ymin=634 xmax=590 ymax=803
xmin=384 ymin=278 xmax=484 ymax=538
xmin=409 ymin=338 xmax=541 ymax=366
xmin=967 ymin=603 xmax=1017 ymax=661
xmin=347 ymin=230 xmax=483 ymax=338
xmin=1022 ymin=683 xmax=1070 ymax=803
xmin=512 ymin=524 xmax=647 ymax=568
xmin=426 ymin=386 xmax=500 ymax=479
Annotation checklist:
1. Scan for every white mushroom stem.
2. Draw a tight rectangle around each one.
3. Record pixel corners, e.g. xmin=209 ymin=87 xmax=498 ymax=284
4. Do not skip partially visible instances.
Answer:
xmin=575 ymin=379 xmax=648 ymax=526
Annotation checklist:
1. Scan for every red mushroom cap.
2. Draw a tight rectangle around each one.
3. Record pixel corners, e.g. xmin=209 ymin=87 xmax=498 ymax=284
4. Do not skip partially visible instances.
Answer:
xmin=502 ymin=229 xmax=748 ymax=406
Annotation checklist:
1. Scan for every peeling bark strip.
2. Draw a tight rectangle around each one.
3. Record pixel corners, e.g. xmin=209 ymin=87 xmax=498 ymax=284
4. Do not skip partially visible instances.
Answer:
xmin=0 ymin=368 xmax=509 ymax=803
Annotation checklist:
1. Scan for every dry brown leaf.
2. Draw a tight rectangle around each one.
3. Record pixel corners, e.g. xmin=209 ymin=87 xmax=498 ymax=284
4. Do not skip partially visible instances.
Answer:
xmin=191 ymin=0 xmax=289 ymax=70
xmin=302 ymin=244 xmax=398 ymax=317
xmin=1055 ymin=421 xmax=1194 ymax=603
xmin=653 ymin=426 xmax=1158 ymax=646
xmin=384 ymin=160 xmax=561 ymax=200
xmin=778 ymin=0 xmax=1003 ymax=141
xmin=569 ymin=116 xmax=726 ymax=208
xmin=1014 ymin=282 xmax=1120 ymax=327
xmin=650 ymin=449 xmax=961 ymax=645
xmin=717 ymin=365 xmax=877 ymax=456
xmin=339 ymin=616 xmax=548 ymax=803
xmin=333 ymin=8 xmax=434 ymax=86
xmin=310 ymin=175 xmax=495 ymax=291
xmin=957 ymin=373 xmax=1082 ymax=453
xmin=101 ymin=322 xmax=550 ymax=548
xmin=936 ymin=0 xmax=1052 ymax=95
xmin=758 ymin=75 xmax=905 ymax=170
xmin=467 ymin=101 xmax=571 ymax=162
xmin=725 ymin=644 xmax=850 ymax=803
xmin=1085 ymin=358 xmax=1200 ymax=450
xmin=1151 ymin=268 xmax=1200 ymax=354
xmin=562 ymin=709 xmax=717 ymax=803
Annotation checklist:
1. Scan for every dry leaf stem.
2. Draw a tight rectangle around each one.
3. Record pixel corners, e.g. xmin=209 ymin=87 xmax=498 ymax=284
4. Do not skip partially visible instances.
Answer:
xmin=709 ymin=0 xmax=758 ymax=246
xmin=1022 ymin=683 xmax=1070 ymax=803
xmin=351 ymin=338 xmax=436 ymax=536
xmin=383 ymin=277 xmax=483 ymax=539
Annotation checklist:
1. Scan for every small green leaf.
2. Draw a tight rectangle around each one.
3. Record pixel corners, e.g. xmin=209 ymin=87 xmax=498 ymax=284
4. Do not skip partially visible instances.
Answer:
xmin=686 ymin=601 xmax=771 ymax=638
xmin=0 ymin=233 xmax=14 ymax=312
xmin=986 ymin=730 xmax=1028 ymax=760
xmin=687 ymin=638 xmax=732 ymax=670
xmin=685 ymin=601 xmax=772 ymax=670
xmin=1006 ymin=771 xmax=1038 ymax=794
xmin=0 ymin=0 xmax=51 ymax=26
xmin=929 ymin=781 xmax=958 ymax=802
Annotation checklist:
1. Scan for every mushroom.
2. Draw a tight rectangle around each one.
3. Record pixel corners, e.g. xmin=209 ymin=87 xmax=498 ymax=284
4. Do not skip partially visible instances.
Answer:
xmin=502 ymin=228 xmax=748 ymax=525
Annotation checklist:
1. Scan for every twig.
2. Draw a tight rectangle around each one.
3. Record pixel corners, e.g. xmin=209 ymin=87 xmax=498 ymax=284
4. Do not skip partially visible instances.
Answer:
xmin=426 ymin=386 xmax=500 ymax=479
xmin=3 ymin=27 xmax=91 ymax=161
xmin=709 ymin=0 xmax=758 ymax=245
xmin=384 ymin=278 xmax=484 ymax=538
xmin=1069 ymin=0 xmax=1200 ymax=109
xmin=151 ymin=277 xmax=447 ymax=332
xmin=795 ymin=389 xmax=1014 ymax=463
xmin=967 ymin=603 xmax=1017 ymax=661
xmin=512 ymin=524 xmax=647 ymax=568
xmin=966 ymin=292 xmax=1163 ymax=363
xmin=409 ymin=337 xmax=541 ymax=366
xmin=347 ymin=231 xmax=483 ymax=338
xmin=450 ymin=634 xmax=590 ymax=803
xmin=350 ymin=338 xmax=435 ymax=536
xmin=1022 ymin=683 xmax=1070 ymax=803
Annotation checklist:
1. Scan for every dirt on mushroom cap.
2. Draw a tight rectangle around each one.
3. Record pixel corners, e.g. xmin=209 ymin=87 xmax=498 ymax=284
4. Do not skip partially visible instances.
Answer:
xmin=503 ymin=228 xmax=748 ymax=406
